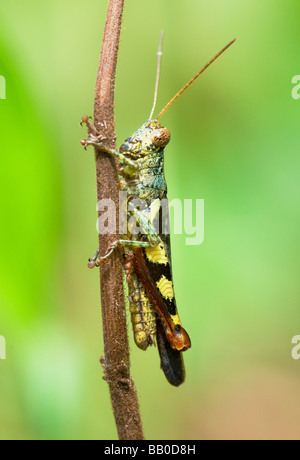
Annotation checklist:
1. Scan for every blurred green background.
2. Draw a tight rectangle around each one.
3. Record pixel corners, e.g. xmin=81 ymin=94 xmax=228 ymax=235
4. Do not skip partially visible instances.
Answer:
xmin=0 ymin=0 xmax=300 ymax=440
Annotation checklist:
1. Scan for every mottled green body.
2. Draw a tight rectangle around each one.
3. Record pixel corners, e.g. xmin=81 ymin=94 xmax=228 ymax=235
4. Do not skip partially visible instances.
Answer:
xmin=119 ymin=121 xmax=167 ymax=204
xmin=120 ymin=121 xmax=168 ymax=350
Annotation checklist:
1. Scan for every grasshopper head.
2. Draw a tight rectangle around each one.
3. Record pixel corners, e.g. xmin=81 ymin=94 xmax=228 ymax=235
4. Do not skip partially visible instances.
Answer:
xmin=120 ymin=121 xmax=171 ymax=158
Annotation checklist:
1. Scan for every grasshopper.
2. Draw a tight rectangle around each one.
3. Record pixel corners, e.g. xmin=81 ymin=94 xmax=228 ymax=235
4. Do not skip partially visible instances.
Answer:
xmin=81 ymin=35 xmax=236 ymax=386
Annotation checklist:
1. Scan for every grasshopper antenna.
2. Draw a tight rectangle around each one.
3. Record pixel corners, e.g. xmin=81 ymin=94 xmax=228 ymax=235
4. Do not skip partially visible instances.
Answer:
xmin=156 ymin=38 xmax=236 ymax=121
xmin=149 ymin=30 xmax=164 ymax=120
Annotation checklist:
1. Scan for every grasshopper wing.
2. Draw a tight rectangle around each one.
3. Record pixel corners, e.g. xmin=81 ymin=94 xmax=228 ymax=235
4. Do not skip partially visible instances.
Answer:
xmin=156 ymin=320 xmax=185 ymax=386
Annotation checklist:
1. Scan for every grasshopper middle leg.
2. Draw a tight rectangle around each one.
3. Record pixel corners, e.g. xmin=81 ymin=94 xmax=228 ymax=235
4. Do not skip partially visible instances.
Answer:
xmin=88 ymin=239 xmax=151 ymax=269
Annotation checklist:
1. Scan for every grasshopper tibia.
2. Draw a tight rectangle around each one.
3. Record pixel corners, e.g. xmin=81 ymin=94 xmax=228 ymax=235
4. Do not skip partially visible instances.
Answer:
xmin=88 ymin=240 xmax=150 ymax=269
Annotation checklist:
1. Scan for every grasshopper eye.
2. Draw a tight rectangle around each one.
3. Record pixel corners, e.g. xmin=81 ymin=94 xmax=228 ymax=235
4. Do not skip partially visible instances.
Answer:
xmin=152 ymin=128 xmax=171 ymax=148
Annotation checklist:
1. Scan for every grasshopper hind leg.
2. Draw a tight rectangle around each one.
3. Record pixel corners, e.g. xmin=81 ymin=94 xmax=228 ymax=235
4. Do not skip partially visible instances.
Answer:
xmin=125 ymin=251 xmax=157 ymax=351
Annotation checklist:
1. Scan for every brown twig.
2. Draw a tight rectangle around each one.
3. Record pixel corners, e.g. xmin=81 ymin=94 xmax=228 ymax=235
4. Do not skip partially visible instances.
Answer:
xmin=91 ymin=0 xmax=144 ymax=440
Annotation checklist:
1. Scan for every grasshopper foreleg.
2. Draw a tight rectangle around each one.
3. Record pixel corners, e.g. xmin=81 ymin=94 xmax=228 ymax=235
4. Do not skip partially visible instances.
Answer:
xmin=80 ymin=116 xmax=138 ymax=178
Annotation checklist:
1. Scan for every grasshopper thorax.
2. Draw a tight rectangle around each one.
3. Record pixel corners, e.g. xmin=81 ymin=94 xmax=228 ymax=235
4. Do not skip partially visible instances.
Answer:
xmin=119 ymin=120 xmax=170 ymax=159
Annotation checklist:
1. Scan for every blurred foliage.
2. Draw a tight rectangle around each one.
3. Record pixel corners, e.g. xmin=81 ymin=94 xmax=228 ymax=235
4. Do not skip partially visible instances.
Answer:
xmin=0 ymin=0 xmax=300 ymax=440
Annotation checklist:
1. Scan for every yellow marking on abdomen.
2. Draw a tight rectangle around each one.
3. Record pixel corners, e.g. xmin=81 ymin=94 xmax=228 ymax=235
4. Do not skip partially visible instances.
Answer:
xmin=156 ymin=275 xmax=174 ymax=300
xmin=145 ymin=243 xmax=168 ymax=265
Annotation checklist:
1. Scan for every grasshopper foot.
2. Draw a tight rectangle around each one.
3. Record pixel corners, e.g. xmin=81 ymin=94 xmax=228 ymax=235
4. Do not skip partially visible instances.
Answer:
xmin=80 ymin=115 xmax=98 ymax=134
xmin=80 ymin=115 xmax=97 ymax=136
xmin=80 ymin=115 xmax=92 ymax=127
xmin=88 ymin=249 xmax=100 ymax=269
xmin=80 ymin=133 xmax=107 ymax=150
